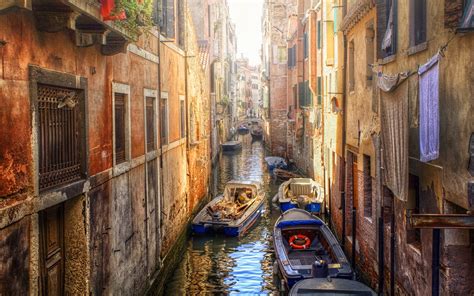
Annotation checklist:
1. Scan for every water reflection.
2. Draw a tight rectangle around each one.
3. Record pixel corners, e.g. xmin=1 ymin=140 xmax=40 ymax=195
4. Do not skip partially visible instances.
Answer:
xmin=165 ymin=134 xmax=282 ymax=294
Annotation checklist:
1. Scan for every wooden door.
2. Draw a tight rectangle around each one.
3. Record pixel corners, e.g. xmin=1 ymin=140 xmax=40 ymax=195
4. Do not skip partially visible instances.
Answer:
xmin=352 ymin=155 xmax=359 ymax=209
xmin=40 ymin=204 xmax=64 ymax=296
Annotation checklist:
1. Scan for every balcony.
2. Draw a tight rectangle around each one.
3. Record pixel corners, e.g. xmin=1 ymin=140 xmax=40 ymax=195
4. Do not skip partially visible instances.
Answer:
xmin=1 ymin=0 xmax=142 ymax=55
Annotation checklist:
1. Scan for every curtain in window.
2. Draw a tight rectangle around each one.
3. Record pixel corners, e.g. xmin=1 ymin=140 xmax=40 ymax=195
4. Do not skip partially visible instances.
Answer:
xmin=381 ymin=0 xmax=393 ymax=51
xmin=460 ymin=0 xmax=474 ymax=30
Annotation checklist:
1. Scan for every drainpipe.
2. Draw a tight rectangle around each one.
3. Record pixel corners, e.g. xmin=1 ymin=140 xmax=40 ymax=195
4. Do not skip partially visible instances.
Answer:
xmin=432 ymin=229 xmax=440 ymax=296
xmin=157 ymin=2 xmax=165 ymax=267
xmin=374 ymin=135 xmax=384 ymax=295
xmin=390 ymin=197 xmax=395 ymax=296
xmin=341 ymin=33 xmax=347 ymax=249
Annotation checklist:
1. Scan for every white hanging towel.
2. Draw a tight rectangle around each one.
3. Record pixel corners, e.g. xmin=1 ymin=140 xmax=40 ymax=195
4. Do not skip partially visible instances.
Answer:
xmin=418 ymin=53 xmax=441 ymax=162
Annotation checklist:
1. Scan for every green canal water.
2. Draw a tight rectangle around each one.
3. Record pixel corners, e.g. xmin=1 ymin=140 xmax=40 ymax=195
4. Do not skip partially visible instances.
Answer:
xmin=164 ymin=135 xmax=283 ymax=294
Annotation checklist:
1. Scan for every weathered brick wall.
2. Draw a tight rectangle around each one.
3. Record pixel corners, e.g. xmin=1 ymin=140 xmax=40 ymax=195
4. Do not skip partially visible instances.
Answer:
xmin=270 ymin=109 xmax=288 ymax=157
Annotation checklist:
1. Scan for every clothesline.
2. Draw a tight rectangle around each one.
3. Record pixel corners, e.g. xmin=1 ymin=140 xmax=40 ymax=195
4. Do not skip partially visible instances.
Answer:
xmin=368 ymin=32 xmax=459 ymax=78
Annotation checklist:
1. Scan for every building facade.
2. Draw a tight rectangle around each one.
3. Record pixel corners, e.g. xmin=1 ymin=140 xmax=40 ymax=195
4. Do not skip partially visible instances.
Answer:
xmin=0 ymin=0 xmax=211 ymax=294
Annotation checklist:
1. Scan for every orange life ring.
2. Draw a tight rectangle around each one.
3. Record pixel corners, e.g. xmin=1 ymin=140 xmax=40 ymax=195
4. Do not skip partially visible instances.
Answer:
xmin=289 ymin=234 xmax=311 ymax=250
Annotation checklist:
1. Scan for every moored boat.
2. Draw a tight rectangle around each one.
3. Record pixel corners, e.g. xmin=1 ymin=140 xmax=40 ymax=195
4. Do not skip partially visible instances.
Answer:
xmin=278 ymin=178 xmax=324 ymax=213
xmin=289 ymin=278 xmax=376 ymax=295
xmin=192 ymin=180 xmax=265 ymax=237
xmin=250 ymin=127 xmax=263 ymax=140
xmin=264 ymin=156 xmax=287 ymax=171
xmin=273 ymin=168 xmax=302 ymax=181
xmin=221 ymin=140 xmax=242 ymax=152
xmin=237 ymin=125 xmax=249 ymax=134
xmin=273 ymin=209 xmax=352 ymax=290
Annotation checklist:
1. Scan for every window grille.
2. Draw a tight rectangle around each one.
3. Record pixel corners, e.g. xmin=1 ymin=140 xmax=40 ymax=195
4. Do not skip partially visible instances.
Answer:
xmin=38 ymin=84 xmax=84 ymax=191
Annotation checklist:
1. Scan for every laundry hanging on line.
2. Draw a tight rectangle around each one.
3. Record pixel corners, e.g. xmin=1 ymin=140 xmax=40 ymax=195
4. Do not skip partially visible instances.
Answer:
xmin=418 ymin=53 xmax=441 ymax=163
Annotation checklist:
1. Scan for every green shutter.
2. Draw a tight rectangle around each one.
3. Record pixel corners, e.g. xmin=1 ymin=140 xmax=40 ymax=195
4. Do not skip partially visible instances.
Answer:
xmin=304 ymin=33 xmax=308 ymax=58
xmin=333 ymin=8 xmax=337 ymax=33
xmin=298 ymin=82 xmax=305 ymax=107
xmin=317 ymin=76 xmax=322 ymax=105
xmin=317 ymin=21 xmax=321 ymax=49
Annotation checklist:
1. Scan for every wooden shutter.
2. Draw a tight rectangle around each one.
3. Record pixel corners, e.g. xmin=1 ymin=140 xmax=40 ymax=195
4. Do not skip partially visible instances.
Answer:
xmin=376 ymin=0 xmax=388 ymax=59
xmin=445 ymin=0 xmax=464 ymax=28
xmin=146 ymin=97 xmax=155 ymax=151
xmin=165 ymin=0 xmax=175 ymax=38
xmin=114 ymin=94 xmax=126 ymax=164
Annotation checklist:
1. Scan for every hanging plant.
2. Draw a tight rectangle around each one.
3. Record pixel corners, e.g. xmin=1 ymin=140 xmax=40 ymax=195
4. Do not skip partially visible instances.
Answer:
xmin=112 ymin=0 xmax=154 ymax=36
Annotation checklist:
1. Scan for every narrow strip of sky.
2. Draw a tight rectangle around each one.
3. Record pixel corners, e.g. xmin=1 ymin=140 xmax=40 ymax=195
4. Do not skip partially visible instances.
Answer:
xmin=228 ymin=0 xmax=264 ymax=66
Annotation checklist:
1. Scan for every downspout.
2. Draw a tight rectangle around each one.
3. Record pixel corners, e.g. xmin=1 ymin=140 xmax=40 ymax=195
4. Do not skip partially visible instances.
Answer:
xmin=157 ymin=1 xmax=165 ymax=267
xmin=341 ymin=33 xmax=347 ymax=249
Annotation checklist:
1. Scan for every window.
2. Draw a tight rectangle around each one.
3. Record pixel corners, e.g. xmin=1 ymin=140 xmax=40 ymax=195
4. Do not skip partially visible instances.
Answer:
xmin=161 ymin=0 xmax=175 ymax=38
xmin=112 ymin=83 xmax=130 ymax=166
xmin=407 ymin=174 xmax=421 ymax=248
xmin=299 ymin=81 xmax=312 ymax=107
xmin=410 ymin=0 xmax=427 ymax=47
xmin=445 ymin=0 xmax=474 ymax=31
xmin=37 ymin=84 xmax=85 ymax=192
xmin=207 ymin=5 xmax=211 ymax=37
xmin=366 ymin=21 xmax=375 ymax=86
xmin=177 ymin=0 xmax=185 ymax=48
xmin=114 ymin=94 xmax=127 ymax=164
xmin=317 ymin=20 xmax=322 ymax=49
xmin=377 ymin=0 xmax=397 ymax=58
xmin=349 ymin=40 xmax=355 ymax=92
xmin=288 ymin=46 xmax=296 ymax=68
xmin=363 ymin=155 xmax=373 ymax=218
xmin=180 ymin=95 xmax=186 ymax=139
xmin=145 ymin=90 xmax=157 ymax=152
xmin=278 ymin=46 xmax=287 ymax=63
xmin=317 ymin=76 xmax=322 ymax=105
xmin=304 ymin=32 xmax=308 ymax=58
xmin=160 ymin=93 xmax=169 ymax=145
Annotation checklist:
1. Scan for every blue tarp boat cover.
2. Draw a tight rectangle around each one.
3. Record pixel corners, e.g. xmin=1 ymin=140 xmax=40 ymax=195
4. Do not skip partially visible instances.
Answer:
xmin=277 ymin=219 xmax=323 ymax=228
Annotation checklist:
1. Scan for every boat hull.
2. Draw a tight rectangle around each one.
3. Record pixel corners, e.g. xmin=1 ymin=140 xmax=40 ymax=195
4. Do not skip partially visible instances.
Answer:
xmin=273 ymin=209 xmax=352 ymax=289
xmin=192 ymin=181 xmax=266 ymax=237
xmin=221 ymin=141 xmax=242 ymax=152
xmin=279 ymin=201 xmax=321 ymax=213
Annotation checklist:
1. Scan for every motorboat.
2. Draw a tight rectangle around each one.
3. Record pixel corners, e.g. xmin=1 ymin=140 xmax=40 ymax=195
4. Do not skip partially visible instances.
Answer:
xmin=277 ymin=178 xmax=324 ymax=214
xmin=289 ymin=278 xmax=376 ymax=295
xmin=250 ymin=128 xmax=263 ymax=140
xmin=264 ymin=156 xmax=287 ymax=171
xmin=221 ymin=140 xmax=242 ymax=152
xmin=273 ymin=209 xmax=352 ymax=290
xmin=237 ymin=124 xmax=249 ymax=134
xmin=192 ymin=180 xmax=265 ymax=237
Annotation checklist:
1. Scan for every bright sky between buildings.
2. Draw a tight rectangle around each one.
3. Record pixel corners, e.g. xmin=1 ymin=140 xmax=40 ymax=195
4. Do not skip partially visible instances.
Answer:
xmin=228 ymin=0 xmax=264 ymax=66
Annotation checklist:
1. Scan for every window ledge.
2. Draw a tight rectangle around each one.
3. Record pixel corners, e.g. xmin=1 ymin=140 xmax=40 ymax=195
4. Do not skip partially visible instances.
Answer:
xmin=113 ymin=161 xmax=131 ymax=177
xmin=407 ymin=42 xmax=428 ymax=56
xmin=380 ymin=54 xmax=396 ymax=65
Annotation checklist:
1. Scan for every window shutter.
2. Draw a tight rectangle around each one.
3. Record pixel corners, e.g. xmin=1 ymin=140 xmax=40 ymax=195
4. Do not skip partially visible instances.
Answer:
xmin=165 ymin=0 xmax=175 ymax=38
xmin=317 ymin=76 xmax=322 ymax=105
xmin=298 ymin=82 xmax=305 ymax=107
xmin=304 ymin=32 xmax=308 ymax=58
xmin=288 ymin=48 xmax=292 ymax=67
xmin=444 ymin=0 xmax=464 ymax=28
xmin=333 ymin=7 xmax=338 ymax=33
xmin=376 ymin=0 xmax=388 ymax=59
xmin=317 ymin=21 xmax=321 ymax=49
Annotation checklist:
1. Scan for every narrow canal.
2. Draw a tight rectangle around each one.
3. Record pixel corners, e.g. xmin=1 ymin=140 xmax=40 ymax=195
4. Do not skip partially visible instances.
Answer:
xmin=164 ymin=134 xmax=282 ymax=294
